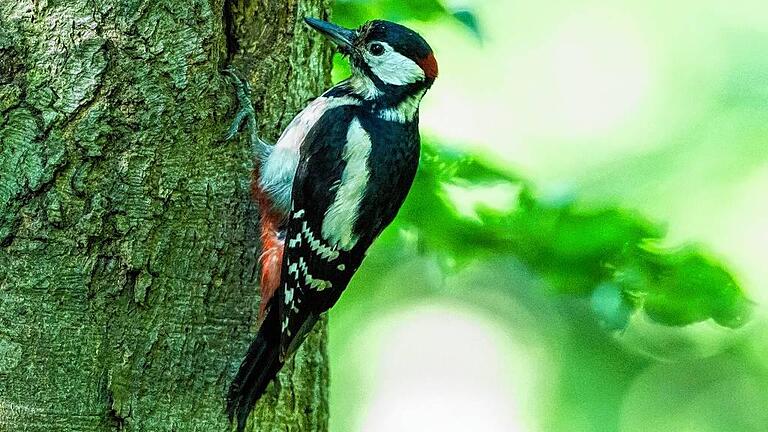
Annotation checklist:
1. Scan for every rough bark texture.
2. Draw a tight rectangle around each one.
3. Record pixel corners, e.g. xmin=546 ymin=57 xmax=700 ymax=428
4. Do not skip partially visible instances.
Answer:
xmin=0 ymin=0 xmax=332 ymax=431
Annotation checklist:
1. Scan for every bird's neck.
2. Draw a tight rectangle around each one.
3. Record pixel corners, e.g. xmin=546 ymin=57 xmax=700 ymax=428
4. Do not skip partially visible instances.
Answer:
xmin=325 ymin=76 xmax=427 ymax=124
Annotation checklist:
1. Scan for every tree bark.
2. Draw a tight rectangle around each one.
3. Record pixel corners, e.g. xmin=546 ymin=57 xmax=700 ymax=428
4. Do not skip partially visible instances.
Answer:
xmin=0 ymin=1 xmax=332 ymax=431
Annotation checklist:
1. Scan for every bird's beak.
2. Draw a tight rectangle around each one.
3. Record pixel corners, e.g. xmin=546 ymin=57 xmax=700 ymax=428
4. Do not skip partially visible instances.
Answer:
xmin=304 ymin=17 xmax=356 ymax=51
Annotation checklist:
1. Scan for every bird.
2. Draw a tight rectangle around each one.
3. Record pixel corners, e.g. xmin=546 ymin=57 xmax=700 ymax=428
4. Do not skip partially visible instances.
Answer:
xmin=224 ymin=16 xmax=438 ymax=431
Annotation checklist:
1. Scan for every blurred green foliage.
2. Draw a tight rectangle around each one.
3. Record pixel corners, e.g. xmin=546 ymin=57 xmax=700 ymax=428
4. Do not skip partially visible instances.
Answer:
xmin=334 ymin=0 xmax=449 ymax=28
xmin=332 ymin=0 xmax=751 ymax=332
xmin=327 ymin=1 xmax=766 ymax=431
xmin=389 ymin=141 xmax=751 ymax=330
xmin=334 ymin=0 xmax=482 ymax=38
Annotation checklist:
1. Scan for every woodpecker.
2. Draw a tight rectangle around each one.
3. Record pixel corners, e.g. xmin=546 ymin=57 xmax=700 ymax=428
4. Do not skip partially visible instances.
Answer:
xmin=225 ymin=17 xmax=437 ymax=430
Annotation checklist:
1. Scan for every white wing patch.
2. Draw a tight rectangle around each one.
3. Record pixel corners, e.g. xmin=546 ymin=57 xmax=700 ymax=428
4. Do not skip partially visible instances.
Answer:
xmin=260 ymin=96 xmax=361 ymax=213
xmin=321 ymin=118 xmax=372 ymax=251
xmin=365 ymin=42 xmax=426 ymax=86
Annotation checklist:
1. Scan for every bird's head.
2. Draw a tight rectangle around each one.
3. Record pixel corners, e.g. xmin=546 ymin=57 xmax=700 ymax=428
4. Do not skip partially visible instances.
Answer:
xmin=305 ymin=17 xmax=438 ymax=101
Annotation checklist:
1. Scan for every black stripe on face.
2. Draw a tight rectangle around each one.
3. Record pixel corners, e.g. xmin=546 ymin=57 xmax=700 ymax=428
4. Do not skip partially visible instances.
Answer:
xmin=360 ymin=73 xmax=428 ymax=107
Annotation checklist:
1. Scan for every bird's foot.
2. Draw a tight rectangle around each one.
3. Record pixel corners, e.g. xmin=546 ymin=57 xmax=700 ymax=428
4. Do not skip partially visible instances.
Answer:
xmin=224 ymin=67 xmax=257 ymax=141
xmin=224 ymin=67 xmax=272 ymax=160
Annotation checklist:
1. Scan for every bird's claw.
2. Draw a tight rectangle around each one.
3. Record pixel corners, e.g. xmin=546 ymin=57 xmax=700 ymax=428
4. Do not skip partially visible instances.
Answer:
xmin=224 ymin=67 xmax=274 ymax=161
xmin=224 ymin=67 xmax=257 ymax=142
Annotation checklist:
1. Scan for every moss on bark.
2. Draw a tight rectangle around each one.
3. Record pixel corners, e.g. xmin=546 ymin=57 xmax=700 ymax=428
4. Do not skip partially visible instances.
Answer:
xmin=0 ymin=0 xmax=332 ymax=430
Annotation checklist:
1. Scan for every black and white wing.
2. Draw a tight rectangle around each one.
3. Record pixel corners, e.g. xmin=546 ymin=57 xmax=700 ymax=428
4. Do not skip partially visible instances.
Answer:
xmin=276 ymin=106 xmax=421 ymax=358
xmin=276 ymin=104 xmax=366 ymax=358
xmin=227 ymin=105 xmax=421 ymax=430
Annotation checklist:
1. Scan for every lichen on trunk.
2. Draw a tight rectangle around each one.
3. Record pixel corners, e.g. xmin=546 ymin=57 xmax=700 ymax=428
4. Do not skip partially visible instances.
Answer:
xmin=0 ymin=0 xmax=332 ymax=430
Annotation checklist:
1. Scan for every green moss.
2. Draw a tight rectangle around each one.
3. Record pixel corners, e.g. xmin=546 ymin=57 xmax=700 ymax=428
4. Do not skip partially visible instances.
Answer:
xmin=0 ymin=0 xmax=332 ymax=430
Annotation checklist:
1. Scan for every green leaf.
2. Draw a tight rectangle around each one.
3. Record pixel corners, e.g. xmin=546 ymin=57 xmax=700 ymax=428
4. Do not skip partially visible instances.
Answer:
xmin=333 ymin=0 xmax=482 ymax=35
xmin=385 ymin=142 xmax=752 ymax=329
xmin=452 ymin=10 xmax=483 ymax=40
xmin=613 ymin=245 xmax=752 ymax=328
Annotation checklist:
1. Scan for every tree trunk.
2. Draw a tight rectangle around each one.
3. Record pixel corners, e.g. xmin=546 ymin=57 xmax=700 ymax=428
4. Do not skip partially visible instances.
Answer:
xmin=0 ymin=1 xmax=332 ymax=431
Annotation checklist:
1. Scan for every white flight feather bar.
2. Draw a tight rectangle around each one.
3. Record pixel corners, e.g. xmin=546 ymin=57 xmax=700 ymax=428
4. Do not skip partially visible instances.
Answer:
xmin=321 ymin=117 xmax=372 ymax=251
xmin=301 ymin=220 xmax=340 ymax=260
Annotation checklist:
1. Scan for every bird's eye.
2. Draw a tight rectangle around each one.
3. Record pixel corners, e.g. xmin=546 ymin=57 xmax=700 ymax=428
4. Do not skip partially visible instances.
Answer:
xmin=368 ymin=43 xmax=385 ymax=56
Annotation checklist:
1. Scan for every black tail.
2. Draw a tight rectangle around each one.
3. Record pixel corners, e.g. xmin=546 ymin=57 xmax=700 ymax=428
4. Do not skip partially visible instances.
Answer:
xmin=227 ymin=306 xmax=283 ymax=432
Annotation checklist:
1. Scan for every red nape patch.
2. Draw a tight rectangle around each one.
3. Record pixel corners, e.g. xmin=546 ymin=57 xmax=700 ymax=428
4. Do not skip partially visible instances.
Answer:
xmin=418 ymin=53 xmax=439 ymax=79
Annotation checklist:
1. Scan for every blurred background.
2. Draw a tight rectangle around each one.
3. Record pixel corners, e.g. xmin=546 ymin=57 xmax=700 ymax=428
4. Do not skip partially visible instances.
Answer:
xmin=326 ymin=1 xmax=768 ymax=431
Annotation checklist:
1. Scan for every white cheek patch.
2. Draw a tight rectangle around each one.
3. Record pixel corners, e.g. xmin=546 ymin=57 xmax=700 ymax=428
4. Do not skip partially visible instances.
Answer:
xmin=365 ymin=42 xmax=425 ymax=86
